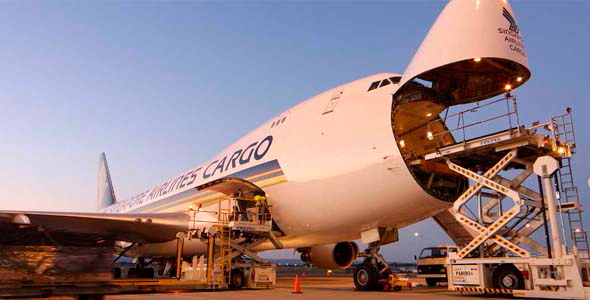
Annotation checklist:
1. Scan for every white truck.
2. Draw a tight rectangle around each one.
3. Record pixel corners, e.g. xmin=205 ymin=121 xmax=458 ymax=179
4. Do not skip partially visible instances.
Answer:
xmin=415 ymin=245 xmax=458 ymax=287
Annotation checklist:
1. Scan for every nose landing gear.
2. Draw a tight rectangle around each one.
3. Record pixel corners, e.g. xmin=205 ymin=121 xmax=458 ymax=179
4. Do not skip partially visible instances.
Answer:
xmin=353 ymin=241 xmax=391 ymax=291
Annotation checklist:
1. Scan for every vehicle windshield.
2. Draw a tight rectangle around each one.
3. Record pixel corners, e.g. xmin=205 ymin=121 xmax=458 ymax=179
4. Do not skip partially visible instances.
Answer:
xmin=419 ymin=247 xmax=451 ymax=259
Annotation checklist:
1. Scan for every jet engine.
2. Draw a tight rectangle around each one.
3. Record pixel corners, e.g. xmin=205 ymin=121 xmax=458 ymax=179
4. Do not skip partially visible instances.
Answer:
xmin=299 ymin=242 xmax=359 ymax=269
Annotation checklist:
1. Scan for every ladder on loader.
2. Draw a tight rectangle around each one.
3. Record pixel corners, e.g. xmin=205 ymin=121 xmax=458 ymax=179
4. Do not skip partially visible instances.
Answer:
xmin=216 ymin=201 xmax=233 ymax=288
xmin=552 ymin=110 xmax=590 ymax=257
xmin=421 ymin=96 xmax=590 ymax=299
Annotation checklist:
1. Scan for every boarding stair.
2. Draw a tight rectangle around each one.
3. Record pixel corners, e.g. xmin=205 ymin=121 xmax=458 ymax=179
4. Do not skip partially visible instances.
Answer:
xmin=433 ymin=209 xmax=477 ymax=248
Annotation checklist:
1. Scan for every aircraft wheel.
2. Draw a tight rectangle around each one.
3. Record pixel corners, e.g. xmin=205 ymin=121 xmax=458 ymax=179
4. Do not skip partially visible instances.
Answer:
xmin=229 ymin=269 xmax=245 ymax=290
xmin=127 ymin=267 xmax=137 ymax=278
xmin=492 ymin=264 xmax=523 ymax=290
xmin=141 ymin=268 xmax=155 ymax=278
xmin=426 ymin=278 xmax=438 ymax=287
xmin=353 ymin=264 xmax=378 ymax=291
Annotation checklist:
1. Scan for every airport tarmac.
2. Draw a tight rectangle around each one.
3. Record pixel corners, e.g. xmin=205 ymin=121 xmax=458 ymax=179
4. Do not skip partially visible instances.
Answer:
xmin=100 ymin=277 xmax=512 ymax=300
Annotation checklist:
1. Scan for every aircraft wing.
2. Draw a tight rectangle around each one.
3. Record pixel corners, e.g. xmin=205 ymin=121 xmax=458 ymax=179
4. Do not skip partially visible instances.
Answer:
xmin=0 ymin=211 xmax=190 ymax=243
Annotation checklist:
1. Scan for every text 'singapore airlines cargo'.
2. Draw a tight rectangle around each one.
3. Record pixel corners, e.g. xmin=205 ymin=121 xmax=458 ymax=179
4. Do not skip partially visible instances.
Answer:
xmin=0 ymin=0 xmax=532 ymax=290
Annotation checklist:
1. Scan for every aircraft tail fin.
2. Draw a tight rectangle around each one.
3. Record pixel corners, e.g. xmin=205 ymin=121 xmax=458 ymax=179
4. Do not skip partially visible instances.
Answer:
xmin=97 ymin=152 xmax=117 ymax=210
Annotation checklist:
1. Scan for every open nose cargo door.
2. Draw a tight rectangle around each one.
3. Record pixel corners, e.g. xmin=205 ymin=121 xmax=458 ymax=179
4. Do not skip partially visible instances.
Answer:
xmin=398 ymin=0 xmax=530 ymax=105
xmin=392 ymin=0 xmax=531 ymax=244
xmin=390 ymin=0 xmax=531 ymax=206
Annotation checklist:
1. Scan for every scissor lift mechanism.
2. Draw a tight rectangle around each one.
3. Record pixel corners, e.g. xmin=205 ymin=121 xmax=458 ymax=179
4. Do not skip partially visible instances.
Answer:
xmin=420 ymin=97 xmax=590 ymax=299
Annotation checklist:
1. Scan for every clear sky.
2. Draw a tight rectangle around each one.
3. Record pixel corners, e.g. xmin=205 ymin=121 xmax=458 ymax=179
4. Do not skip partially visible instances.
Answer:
xmin=1 ymin=0 xmax=589 ymax=262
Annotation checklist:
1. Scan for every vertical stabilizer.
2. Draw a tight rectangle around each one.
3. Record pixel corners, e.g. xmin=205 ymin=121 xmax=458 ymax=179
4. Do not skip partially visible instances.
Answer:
xmin=97 ymin=152 xmax=117 ymax=210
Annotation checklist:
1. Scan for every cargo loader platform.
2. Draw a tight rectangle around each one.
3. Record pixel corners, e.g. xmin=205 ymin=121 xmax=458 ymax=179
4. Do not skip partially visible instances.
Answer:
xmin=419 ymin=95 xmax=590 ymax=299
xmin=0 ymin=178 xmax=279 ymax=299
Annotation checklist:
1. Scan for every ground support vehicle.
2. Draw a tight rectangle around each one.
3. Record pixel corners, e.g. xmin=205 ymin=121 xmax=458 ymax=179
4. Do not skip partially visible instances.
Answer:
xmin=416 ymin=245 xmax=458 ymax=287
xmin=0 ymin=179 xmax=278 ymax=298
xmin=376 ymin=273 xmax=412 ymax=292
xmin=421 ymin=95 xmax=590 ymax=299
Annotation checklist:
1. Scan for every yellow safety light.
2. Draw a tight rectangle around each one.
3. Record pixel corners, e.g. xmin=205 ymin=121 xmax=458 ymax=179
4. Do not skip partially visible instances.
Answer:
xmin=517 ymin=76 xmax=523 ymax=82
xmin=253 ymin=195 xmax=267 ymax=201
xmin=473 ymin=57 xmax=482 ymax=62
xmin=427 ymin=131 xmax=434 ymax=140
xmin=575 ymin=228 xmax=582 ymax=233
xmin=426 ymin=112 xmax=432 ymax=117
xmin=399 ymin=140 xmax=406 ymax=148
xmin=504 ymin=84 xmax=512 ymax=91
xmin=557 ymin=146 xmax=566 ymax=155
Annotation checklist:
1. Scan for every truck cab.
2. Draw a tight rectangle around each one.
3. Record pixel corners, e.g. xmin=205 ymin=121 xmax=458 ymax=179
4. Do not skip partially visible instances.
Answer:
xmin=415 ymin=245 xmax=458 ymax=287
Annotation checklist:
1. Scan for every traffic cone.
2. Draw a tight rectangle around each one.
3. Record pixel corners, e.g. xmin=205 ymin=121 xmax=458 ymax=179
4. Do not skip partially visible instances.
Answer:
xmin=292 ymin=274 xmax=303 ymax=294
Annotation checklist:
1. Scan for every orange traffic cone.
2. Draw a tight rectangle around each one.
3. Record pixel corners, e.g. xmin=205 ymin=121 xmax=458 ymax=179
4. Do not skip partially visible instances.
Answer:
xmin=292 ymin=274 xmax=303 ymax=294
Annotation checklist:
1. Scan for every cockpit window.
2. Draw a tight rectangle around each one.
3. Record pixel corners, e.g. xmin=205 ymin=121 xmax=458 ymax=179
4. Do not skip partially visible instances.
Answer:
xmin=368 ymin=81 xmax=380 ymax=91
xmin=368 ymin=77 xmax=401 ymax=91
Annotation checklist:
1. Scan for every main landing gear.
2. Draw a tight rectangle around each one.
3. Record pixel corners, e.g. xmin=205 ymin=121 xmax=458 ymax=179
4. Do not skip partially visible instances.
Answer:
xmin=353 ymin=242 xmax=391 ymax=291
xmin=125 ymin=257 xmax=155 ymax=279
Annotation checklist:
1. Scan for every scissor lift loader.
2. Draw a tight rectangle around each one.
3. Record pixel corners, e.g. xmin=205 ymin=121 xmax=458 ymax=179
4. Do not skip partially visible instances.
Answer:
xmin=421 ymin=96 xmax=590 ymax=299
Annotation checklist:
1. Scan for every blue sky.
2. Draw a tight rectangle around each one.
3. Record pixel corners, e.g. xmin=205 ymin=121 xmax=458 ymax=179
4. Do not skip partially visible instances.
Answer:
xmin=1 ymin=0 xmax=589 ymax=262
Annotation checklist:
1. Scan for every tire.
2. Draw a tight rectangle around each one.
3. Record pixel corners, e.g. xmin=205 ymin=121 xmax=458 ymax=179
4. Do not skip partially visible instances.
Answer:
xmin=426 ymin=278 xmax=438 ymax=287
xmin=141 ymin=268 xmax=155 ymax=278
xmin=229 ymin=269 xmax=245 ymax=290
xmin=127 ymin=267 xmax=137 ymax=278
xmin=169 ymin=264 xmax=177 ymax=278
xmin=492 ymin=265 xmax=524 ymax=290
xmin=353 ymin=264 xmax=378 ymax=291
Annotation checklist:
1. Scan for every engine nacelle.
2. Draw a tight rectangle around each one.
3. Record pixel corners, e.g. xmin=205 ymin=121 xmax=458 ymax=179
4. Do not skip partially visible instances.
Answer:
xmin=299 ymin=241 xmax=359 ymax=270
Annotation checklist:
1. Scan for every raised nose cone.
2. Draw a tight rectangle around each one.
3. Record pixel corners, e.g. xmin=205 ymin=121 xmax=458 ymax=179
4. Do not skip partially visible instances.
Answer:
xmin=399 ymin=0 xmax=530 ymax=105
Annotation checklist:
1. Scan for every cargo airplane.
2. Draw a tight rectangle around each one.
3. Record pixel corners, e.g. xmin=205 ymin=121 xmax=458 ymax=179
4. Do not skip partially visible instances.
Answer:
xmin=0 ymin=0 xmax=531 ymax=290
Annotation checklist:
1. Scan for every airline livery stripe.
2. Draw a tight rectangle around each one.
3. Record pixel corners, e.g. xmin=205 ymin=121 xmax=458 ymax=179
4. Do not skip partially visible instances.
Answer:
xmin=137 ymin=172 xmax=286 ymax=213
xmin=128 ymin=159 xmax=285 ymax=213
xmin=244 ymin=168 xmax=282 ymax=181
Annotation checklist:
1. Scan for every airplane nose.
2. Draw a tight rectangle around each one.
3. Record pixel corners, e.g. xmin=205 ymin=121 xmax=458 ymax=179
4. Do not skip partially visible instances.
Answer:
xmin=398 ymin=0 xmax=530 ymax=105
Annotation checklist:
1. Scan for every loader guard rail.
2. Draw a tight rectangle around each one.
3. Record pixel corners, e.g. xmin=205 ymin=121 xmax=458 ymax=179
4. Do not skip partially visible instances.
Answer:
xmin=421 ymin=95 xmax=590 ymax=299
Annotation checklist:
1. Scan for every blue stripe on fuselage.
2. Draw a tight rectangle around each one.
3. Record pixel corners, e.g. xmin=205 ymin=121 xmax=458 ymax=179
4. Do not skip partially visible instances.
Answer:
xmin=128 ymin=159 xmax=284 ymax=213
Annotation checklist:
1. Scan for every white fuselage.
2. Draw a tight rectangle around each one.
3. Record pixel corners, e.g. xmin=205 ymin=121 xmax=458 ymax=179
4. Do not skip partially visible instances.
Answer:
xmin=102 ymin=0 xmax=533 ymax=257
xmin=104 ymin=72 xmax=451 ymax=256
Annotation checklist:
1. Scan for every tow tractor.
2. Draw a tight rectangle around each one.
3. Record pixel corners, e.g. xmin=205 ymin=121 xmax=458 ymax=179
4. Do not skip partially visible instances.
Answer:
xmin=421 ymin=94 xmax=590 ymax=299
